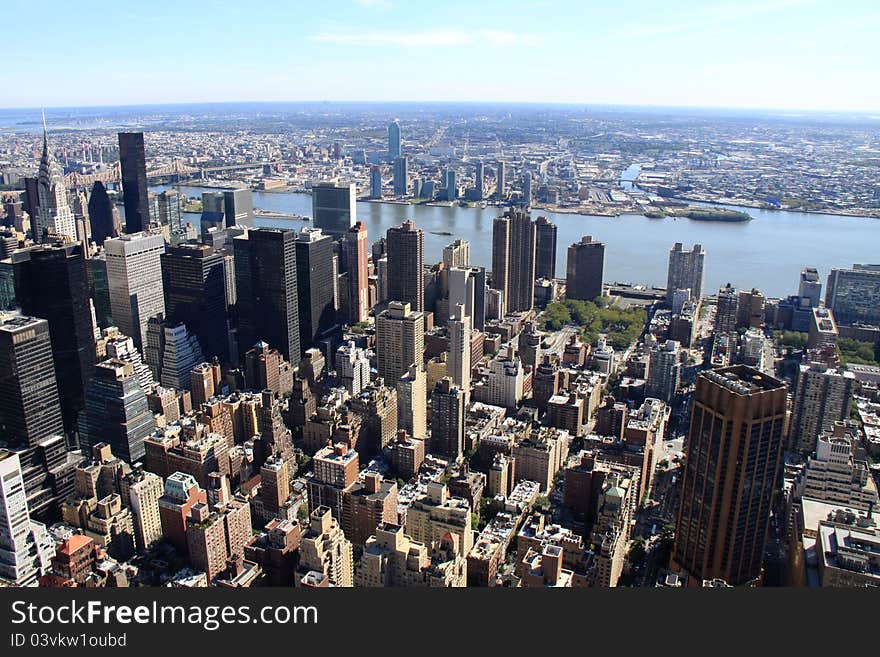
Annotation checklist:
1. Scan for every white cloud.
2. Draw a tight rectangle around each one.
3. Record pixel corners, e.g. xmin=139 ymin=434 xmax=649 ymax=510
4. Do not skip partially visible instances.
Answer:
xmin=309 ymin=29 xmax=541 ymax=47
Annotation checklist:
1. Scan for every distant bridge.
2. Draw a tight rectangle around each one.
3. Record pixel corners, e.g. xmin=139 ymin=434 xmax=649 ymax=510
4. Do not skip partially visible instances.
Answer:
xmin=63 ymin=159 xmax=282 ymax=189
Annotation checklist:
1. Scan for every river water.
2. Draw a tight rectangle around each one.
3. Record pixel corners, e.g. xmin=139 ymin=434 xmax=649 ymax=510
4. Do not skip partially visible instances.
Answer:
xmin=153 ymin=184 xmax=879 ymax=299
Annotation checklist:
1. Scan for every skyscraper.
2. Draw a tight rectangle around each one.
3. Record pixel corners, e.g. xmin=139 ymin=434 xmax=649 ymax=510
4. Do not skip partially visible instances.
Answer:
xmin=336 ymin=341 xmax=371 ymax=396
xmin=673 ymin=366 xmax=787 ymax=586
xmin=0 ymin=314 xmax=74 ymax=524
xmin=645 ymin=340 xmax=681 ymax=403
xmin=445 ymin=168 xmax=457 ymax=201
xmin=87 ymin=181 xmax=117 ymax=246
xmin=388 ymin=120 xmax=401 ymax=159
xmin=495 ymin=160 xmax=506 ymax=199
xmin=118 ymin=132 xmax=150 ymax=234
xmin=299 ymin=506 xmax=354 ymax=587
xmin=14 ymin=242 xmax=96 ymax=434
xmin=443 ymin=239 xmax=470 ymax=269
xmin=431 ymin=377 xmax=465 ymax=461
xmin=396 ymin=364 xmax=427 ymax=440
xmin=121 ymin=466 xmax=163 ymax=551
xmin=535 ymin=216 xmax=557 ymax=280
xmin=223 ymin=188 xmax=254 ymax=228
xmin=522 ymin=171 xmax=532 ymax=207
xmin=79 ymin=359 xmax=156 ymax=464
xmin=393 ymin=157 xmax=408 ymax=196
xmin=312 ymin=181 xmax=356 ymax=236
xmin=295 ymin=227 xmax=336 ymax=352
xmin=825 ymin=264 xmax=880 ymax=326
xmin=798 ymin=267 xmax=821 ymax=307
xmin=447 ymin=303 xmax=471 ymax=394
xmin=105 ymin=231 xmax=166 ymax=351
xmin=789 ymin=362 xmax=855 ymax=454
xmin=386 ymin=220 xmax=424 ymax=312
xmin=144 ymin=318 xmax=204 ymax=390
xmin=157 ymin=190 xmax=184 ymax=231
xmin=34 ymin=117 xmax=76 ymax=243
xmin=233 ymin=228 xmax=300 ymax=366
xmin=0 ymin=451 xmax=54 ymax=586
xmin=344 ymin=222 xmax=369 ymax=324
xmin=666 ymin=242 xmax=706 ymax=302
xmin=448 ymin=266 xmax=486 ymax=331
xmin=715 ymin=284 xmax=738 ymax=335
xmin=566 ymin=235 xmax=605 ymax=301
xmin=491 ymin=209 xmax=536 ymax=314
xmin=376 ymin=301 xmax=425 ymax=385
xmin=85 ymin=261 xmax=110 ymax=332
xmin=370 ymin=165 xmax=383 ymax=200
xmin=161 ymin=243 xmax=228 ymax=362
xmin=474 ymin=161 xmax=484 ymax=201
xmin=0 ymin=314 xmax=64 ymax=449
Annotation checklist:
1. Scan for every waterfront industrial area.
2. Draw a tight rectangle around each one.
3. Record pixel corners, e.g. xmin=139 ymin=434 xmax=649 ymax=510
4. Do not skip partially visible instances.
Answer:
xmin=2 ymin=103 xmax=879 ymax=220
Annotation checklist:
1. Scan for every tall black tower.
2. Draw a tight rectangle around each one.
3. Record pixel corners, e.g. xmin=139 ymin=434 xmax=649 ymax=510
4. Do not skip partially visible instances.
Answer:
xmin=295 ymin=228 xmax=336 ymax=353
xmin=161 ymin=243 xmax=229 ymax=362
xmin=87 ymin=180 xmax=116 ymax=245
xmin=233 ymin=228 xmax=300 ymax=367
xmin=118 ymin=132 xmax=150 ymax=234
xmin=13 ymin=242 xmax=96 ymax=435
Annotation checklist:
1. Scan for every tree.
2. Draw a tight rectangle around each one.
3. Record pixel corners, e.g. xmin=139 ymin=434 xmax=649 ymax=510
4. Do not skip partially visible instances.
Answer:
xmin=628 ymin=538 xmax=647 ymax=566
xmin=838 ymin=338 xmax=878 ymax=366
xmin=773 ymin=330 xmax=808 ymax=351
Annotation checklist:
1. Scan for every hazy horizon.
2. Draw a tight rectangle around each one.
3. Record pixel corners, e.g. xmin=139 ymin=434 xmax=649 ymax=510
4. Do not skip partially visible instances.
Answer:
xmin=2 ymin=100 xmax=878 ymax=121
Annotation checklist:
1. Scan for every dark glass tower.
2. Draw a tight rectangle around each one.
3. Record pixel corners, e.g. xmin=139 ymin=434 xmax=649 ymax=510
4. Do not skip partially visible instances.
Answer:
xmin=233 ymin=228 xmax=300 ymax=367
xmin=430 ymin=378 xmax=465 ymax=460
xmin=161 ymin=243 xmax=228 ymax=362
xmin=673 ymin=366 xmax=787 ymax=586
xmin=87 ymin=180 xmax=116 ymax=245
xmin=535 ymin=215 xmax=557 ymax=280
xmin=0 ymin=314 xmax=74 ymax=522
xmin=295 ymin=228 xmax=336 ymax=353
xmin=88 ymin=253 xmax=112 ymax=329
xmin=565 ymin=235 xmax=605 ymax=301
xmin=13 ymin=242 xmax=96 ymax=435
xmin=386 ymin=220 xmax=424 ymax=312
xmin=0 ymin=315 xmax=64 ymax=449
xmin=79 ymin=359 xmax=156 ymax=463
xmin=118 ymin=132 xmax=150 ymax=234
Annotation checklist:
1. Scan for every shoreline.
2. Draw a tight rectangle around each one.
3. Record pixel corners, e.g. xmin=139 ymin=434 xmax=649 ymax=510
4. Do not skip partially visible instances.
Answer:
xmin=168 ymin=181 xmax=880 ymax=221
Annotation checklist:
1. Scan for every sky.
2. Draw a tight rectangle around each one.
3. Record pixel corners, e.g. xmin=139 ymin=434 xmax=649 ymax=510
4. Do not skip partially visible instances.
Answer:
xmin=3 ymin=0 xmax=880 ymax=111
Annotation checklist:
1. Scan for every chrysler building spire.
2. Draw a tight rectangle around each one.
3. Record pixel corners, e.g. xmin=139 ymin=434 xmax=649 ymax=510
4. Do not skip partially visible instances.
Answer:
xmin=34 ymin=111 xmax=77 ymax=243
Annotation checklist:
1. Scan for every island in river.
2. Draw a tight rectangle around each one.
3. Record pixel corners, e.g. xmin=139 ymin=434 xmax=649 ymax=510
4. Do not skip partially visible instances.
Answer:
xmin=644 ymin=206 xmax=751 ymax=222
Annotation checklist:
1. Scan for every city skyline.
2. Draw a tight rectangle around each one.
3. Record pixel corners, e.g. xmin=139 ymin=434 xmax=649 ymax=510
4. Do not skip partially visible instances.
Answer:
xmin=0 ymin=1 xmax=878 ymax=594
xmin=3 ymin=0 xmax=880 ymax=112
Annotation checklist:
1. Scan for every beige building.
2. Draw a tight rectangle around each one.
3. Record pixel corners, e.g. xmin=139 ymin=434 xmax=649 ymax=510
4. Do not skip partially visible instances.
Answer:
xmin=589 ymin=468 xmax=636 ymax=587
xmin=376 ymin=301 xmax=425 ymax=385
xmin=404 ymin=482 xmax=473 ymax=557
xmin=121 ymin=466 xmax=164 ymax=551
xmin=817 ymin=518 xmax=880 ymax=587
xmin=396 ymin=364 xmax=427 ymax=439
xmin=355 ymin=523 xmax=465 ymax=587
xmin=794 ymin=422 xmax=878 ymax=510
xmin=511 ymin=427 xmax=570 ymax=493
xmin=298 ymin=506 xmax=354 ymax=587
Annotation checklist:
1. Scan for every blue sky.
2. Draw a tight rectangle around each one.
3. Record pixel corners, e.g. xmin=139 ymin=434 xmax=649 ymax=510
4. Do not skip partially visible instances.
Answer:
xmin=4 ymin=0 xmax=879 ymax=111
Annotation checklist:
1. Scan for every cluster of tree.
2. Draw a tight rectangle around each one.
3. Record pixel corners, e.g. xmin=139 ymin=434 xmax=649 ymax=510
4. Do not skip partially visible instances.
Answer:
xmin=773 ymin=330 xmax=809 ymax=351
xmin=541 ymin=297 xmax=646 ymax=349
xmin=838 ymin=338 xmax=878 ymax=366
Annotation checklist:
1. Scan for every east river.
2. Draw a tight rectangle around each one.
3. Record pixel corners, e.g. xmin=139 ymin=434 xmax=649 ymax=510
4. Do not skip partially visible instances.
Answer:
xmin=154 ymin=184 xmax=880 ymax=299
